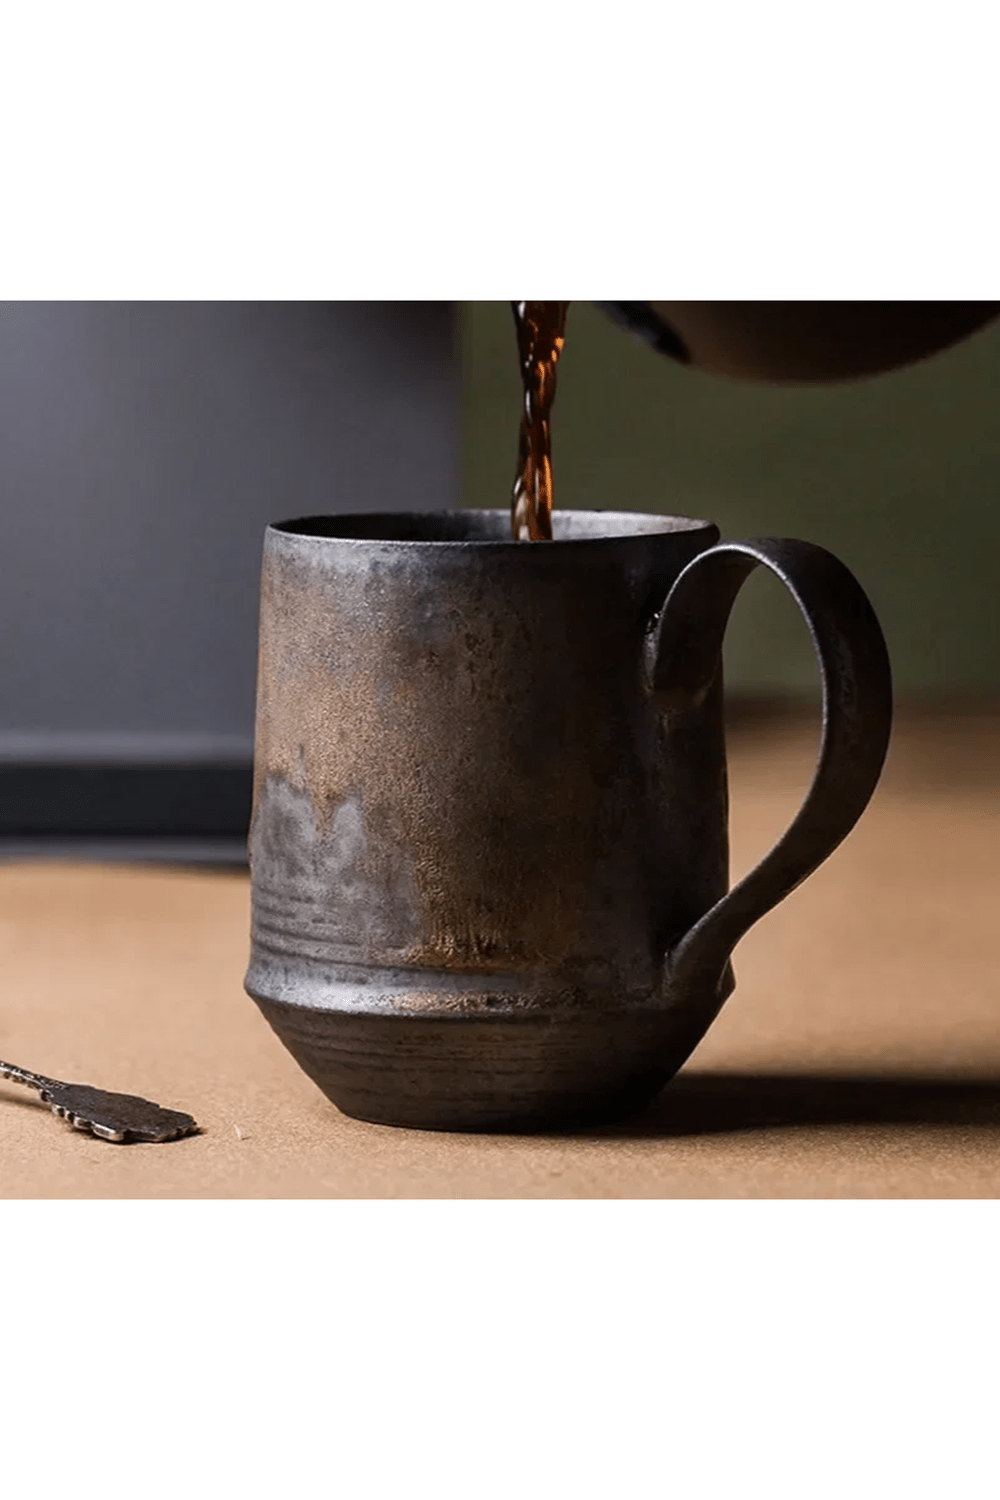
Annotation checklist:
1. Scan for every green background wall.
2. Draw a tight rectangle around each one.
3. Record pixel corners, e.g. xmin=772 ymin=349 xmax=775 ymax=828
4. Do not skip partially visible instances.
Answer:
xmin=462 ymin=301 xmax=1000 ymax=696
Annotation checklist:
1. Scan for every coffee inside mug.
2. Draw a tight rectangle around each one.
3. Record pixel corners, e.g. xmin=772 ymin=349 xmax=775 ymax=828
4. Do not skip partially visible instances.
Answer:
xmin=271 ymin=509 xmax=714 ymax=543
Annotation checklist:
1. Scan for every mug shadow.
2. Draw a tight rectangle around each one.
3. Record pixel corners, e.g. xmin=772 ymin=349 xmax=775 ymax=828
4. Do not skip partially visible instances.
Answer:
xmin=574 ymin=1071 xmax=1000 ymax=1141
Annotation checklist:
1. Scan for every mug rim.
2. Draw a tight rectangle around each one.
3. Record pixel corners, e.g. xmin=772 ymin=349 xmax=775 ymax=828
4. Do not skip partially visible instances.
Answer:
xmin=267 ymin=508 xmax=718 ymax=548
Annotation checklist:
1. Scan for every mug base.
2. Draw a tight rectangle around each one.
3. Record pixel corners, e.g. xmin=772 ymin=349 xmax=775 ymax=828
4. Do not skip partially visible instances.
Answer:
xmin=251 ymin=995 xmax=707 ymax=1133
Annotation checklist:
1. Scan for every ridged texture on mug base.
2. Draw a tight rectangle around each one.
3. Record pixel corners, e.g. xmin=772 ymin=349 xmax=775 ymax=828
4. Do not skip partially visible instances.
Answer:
xmin=251 ymin=994 xmax=706 ymax=1132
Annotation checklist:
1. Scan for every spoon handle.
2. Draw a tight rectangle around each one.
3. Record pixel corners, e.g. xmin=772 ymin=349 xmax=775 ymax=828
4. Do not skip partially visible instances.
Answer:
xmin=0 ymin=1059 xmax=53 ymax=1092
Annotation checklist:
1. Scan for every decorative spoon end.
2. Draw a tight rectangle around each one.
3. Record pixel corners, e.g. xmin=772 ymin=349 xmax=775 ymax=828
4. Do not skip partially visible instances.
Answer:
xmin=2 ymin=1060 xmax=199 ymax=1143
xmin=43 ymin=1083 xmax=199 ymax=1143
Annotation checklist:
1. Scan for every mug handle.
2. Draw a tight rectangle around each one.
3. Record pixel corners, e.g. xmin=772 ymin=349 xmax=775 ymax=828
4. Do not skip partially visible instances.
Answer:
xmin=651 ymin=537 xmax=893 ymax=1014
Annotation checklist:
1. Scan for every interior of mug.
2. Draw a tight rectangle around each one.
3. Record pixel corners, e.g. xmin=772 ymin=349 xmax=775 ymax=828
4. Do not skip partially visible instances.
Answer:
xmin=272 ymin=510 xmax=713 ymax=543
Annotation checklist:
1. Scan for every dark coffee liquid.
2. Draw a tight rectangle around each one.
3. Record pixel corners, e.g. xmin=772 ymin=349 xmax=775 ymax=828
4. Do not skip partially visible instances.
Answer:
xmin=511 ymin=301 xmax=570 ymax=540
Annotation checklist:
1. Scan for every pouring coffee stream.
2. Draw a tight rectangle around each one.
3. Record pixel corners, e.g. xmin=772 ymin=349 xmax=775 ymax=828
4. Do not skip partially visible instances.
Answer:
xmin=511 ymin=301 xmax=570 ymax=540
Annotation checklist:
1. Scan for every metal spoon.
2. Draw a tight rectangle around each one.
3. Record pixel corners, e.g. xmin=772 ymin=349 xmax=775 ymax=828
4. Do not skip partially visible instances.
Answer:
xmin=0 ymin=1059 xmax=198 ymax=1142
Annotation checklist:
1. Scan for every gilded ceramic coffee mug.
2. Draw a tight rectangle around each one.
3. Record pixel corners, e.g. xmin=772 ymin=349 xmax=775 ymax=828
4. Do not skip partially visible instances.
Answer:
xmin=245 ymin=510 xmax=892 ymax=1130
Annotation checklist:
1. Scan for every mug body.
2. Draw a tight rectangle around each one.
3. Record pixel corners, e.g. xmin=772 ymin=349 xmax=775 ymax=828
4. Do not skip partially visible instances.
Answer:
xmin=246 ymin=509 xmax=727 ymax=1129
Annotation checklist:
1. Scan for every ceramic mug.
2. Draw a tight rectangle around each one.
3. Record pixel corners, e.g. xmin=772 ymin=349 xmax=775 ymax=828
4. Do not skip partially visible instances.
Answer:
xmin=245 ymin=510 xmax=892 ymax=1130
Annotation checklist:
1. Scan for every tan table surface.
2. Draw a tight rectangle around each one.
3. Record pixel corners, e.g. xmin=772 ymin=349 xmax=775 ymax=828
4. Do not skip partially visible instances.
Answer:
xmin=2 ymin=706 xmax=999 ymax=1198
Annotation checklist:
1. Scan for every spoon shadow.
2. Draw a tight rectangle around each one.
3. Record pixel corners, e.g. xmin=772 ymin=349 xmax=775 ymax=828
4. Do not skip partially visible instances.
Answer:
xmin=0 ymin=1086 xmax=47 ymax=1114
xmin=580 ymin=1071 xmax=1000 ymax=1141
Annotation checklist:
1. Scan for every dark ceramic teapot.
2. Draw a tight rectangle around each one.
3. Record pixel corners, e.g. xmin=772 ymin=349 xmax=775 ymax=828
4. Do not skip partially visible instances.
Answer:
xmin=599 ymin=301 xmax=999 ymax=383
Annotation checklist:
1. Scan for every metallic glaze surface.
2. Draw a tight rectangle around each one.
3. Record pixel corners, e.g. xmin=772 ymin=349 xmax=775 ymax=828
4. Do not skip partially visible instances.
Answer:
xmin=245 ymin=510 xmax=892 ymax=1130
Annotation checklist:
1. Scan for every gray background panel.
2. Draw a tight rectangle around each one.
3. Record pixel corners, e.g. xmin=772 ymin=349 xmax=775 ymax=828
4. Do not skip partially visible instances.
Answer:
xmin=0 ymin=301 xmax=459 ymax=761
